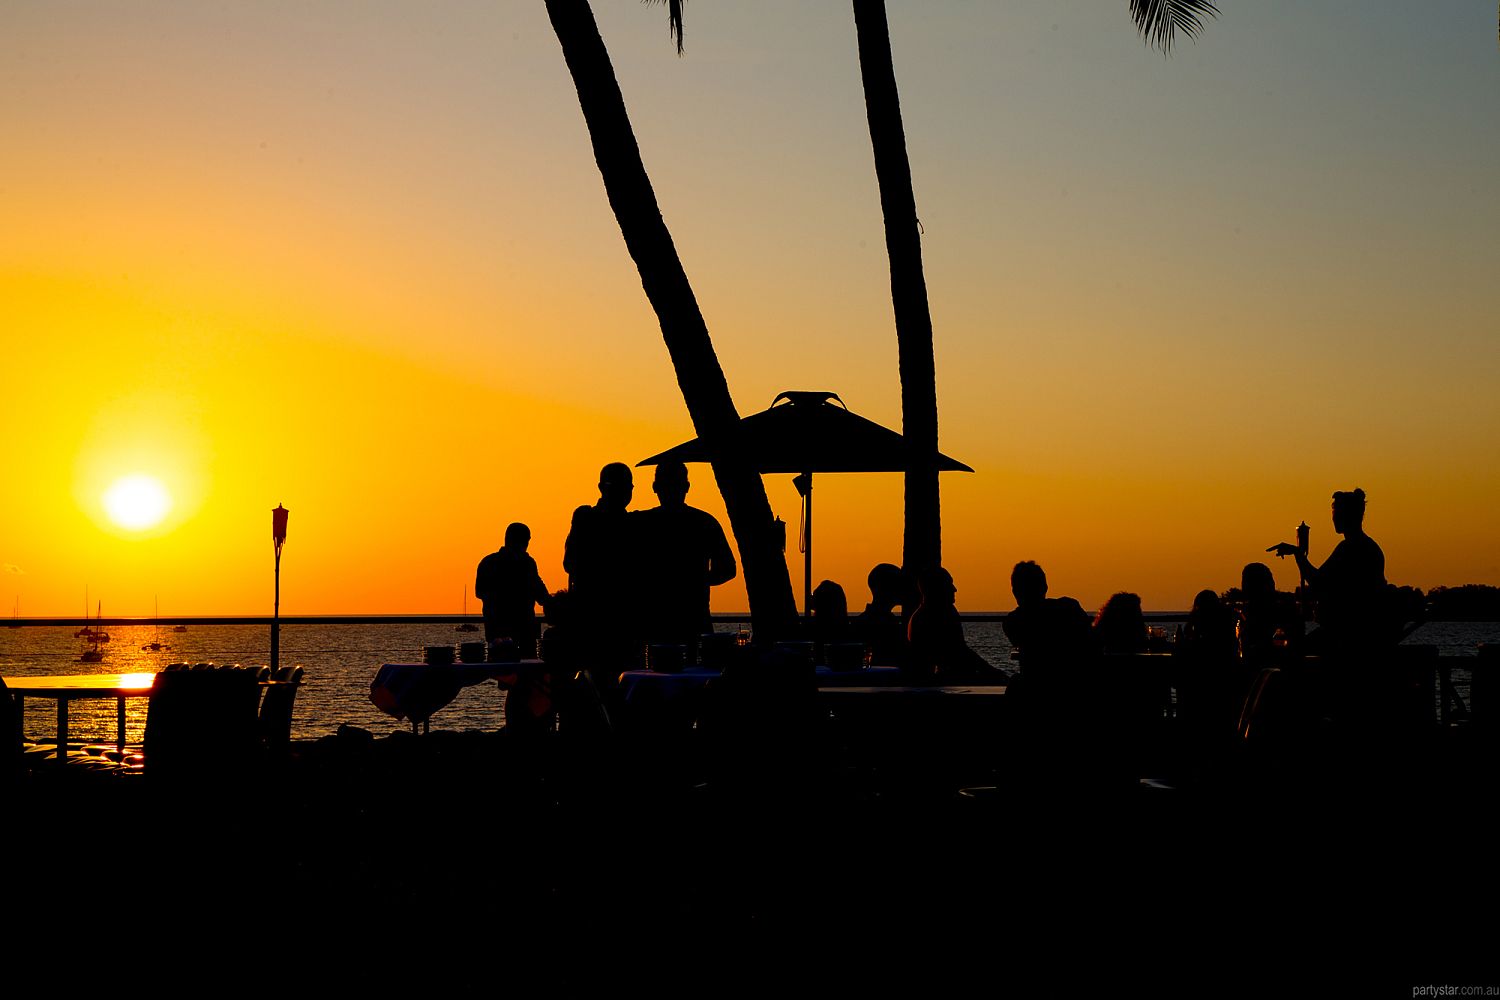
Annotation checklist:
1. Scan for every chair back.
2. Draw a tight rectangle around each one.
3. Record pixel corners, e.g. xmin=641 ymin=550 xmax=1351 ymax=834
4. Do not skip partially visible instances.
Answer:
xmin=258 ymin=665 xmax=303 ymax=756
xmin=0 ymin=677 xmax=21 ymax=782
xmin=144 ymin=666 xmax=261 ymax=779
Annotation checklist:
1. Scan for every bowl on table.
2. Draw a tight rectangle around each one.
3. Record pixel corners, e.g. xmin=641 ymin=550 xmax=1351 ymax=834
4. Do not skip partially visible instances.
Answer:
xmin=424 ymin=645 xmax=455 ymax=666
xmin=458 ymin=641 xmax=487 ymax=663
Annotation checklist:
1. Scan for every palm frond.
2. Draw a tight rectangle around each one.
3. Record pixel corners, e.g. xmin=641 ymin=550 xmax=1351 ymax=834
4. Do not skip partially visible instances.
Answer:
xmin=643 ymin=0 xmax=686 ymax=55
xmin=1129 ymin=0 xmax=1219 ymax=54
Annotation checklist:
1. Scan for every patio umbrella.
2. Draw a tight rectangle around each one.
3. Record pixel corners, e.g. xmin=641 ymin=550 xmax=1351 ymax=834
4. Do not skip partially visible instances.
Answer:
xmin=638 ymin=390 xmax=973 ymax=613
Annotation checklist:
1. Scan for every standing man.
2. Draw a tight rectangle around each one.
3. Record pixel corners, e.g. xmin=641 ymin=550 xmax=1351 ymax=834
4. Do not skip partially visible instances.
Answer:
xmin=564 ymin=462 xmax=639 ymax=669
xmin=634 ymin=461 xmax=737 ymax=653
xmin=474 ymin=522 xmax=549 ymax=658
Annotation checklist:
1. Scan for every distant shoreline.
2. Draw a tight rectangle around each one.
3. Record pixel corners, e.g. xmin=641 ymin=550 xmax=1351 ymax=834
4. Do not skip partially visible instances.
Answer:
xmin=10 ymin=612 xmax=1499 ymax=628
xmin=9 ymin=611 xmax=1185 ymax=627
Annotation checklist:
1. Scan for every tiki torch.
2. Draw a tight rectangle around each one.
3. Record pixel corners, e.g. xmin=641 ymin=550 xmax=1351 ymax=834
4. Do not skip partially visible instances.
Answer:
xmin=271 ymin=504 xmax=289 ymax=672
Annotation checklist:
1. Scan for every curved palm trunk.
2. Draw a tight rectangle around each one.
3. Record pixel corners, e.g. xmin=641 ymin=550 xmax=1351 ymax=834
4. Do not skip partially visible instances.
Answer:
xmin=852 ymin=0 xmax=942 ymax=580
xmin=545 ymin=0 xmax=798 ymax=637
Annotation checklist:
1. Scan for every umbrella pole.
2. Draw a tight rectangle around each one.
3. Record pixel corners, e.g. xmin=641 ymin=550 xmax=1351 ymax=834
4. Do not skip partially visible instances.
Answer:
xmin=795 ymin=471 xmax=814 ymax=615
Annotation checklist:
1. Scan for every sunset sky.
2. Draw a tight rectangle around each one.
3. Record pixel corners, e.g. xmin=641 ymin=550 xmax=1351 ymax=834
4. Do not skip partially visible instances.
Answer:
xmin=3 ymin=2 xmax=1497 ymax=617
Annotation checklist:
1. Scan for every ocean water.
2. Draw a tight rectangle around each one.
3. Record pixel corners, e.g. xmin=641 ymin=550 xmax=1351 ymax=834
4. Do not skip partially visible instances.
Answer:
xmin=2 ymin=620 xmax=1494 ymax=745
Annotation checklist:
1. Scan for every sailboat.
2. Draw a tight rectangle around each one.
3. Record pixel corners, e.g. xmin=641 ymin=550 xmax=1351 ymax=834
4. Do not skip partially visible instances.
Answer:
xmin=456 ymin=586 xmax=480 ymax=632
xmin=74 ymin=587 xmax=109 ymax=641
xmin=79 ymin=600 xmax=105 ymax=662
xmin=142 ymin=597 xmax=171 ymax=652
xmin=74 ymin=586 xmax=92 ymax=637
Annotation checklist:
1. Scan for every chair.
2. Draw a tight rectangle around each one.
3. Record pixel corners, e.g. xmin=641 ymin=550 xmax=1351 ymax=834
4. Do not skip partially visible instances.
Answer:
xmin=143 ymin=666 xmax=262 ymax=780
xmin=257 ymin=665 xmax=303 ymax=758
xmin=1 ymin=677 xmax=22 ymax=783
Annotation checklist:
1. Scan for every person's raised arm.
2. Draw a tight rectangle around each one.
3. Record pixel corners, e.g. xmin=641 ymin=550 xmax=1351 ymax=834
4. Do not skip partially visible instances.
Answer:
xmin=1266 ymin=542 xmax=1317 ymax=586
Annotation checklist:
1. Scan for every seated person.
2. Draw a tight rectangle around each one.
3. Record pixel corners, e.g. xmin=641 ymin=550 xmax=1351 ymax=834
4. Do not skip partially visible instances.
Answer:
xmin=1094 ymin=592 xmax=1148 ymax=655
xmin=851 ymin=562 xmax=910 ymax=669
xmin=1235 ymin=562 xmax=1303 ymax=666
xmin=1175 ymin=588 xmax=1248 ymax=739
xmin=907 ymin=567 xmax=1006 ymax=682
xmin=808 ymin=579 xmax=852 ymax=665
xmin=1003 ymin=561 xmax=1095 ymax=684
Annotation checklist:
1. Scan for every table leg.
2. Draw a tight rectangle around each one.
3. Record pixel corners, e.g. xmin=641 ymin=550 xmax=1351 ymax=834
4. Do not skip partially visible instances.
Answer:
xmin=117 ymin=696 xmax=127 ymax=754
xmin=57 ymin=698 xmax=68 ymax=761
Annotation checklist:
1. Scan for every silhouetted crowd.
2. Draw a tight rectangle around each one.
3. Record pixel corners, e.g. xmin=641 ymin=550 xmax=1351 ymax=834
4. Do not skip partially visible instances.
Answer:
xmin=476 ymin=474 xmax=1418 ymax=748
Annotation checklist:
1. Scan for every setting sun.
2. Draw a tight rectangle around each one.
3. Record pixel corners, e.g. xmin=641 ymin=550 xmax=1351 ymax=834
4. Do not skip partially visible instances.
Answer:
xmin=102 ymin=474 xmax=172 ymax=531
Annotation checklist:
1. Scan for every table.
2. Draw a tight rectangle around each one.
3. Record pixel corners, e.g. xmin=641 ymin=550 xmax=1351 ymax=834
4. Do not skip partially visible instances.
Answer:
xmin=617 ymin=665 xmax=909 ymax=705
xmin=3 ymin=673 xmax=157 ymax=758
xmin=815 ymin=684 xmax=1007 ymax=699
xmin=371 ymin=661 xmax=546 ymax=732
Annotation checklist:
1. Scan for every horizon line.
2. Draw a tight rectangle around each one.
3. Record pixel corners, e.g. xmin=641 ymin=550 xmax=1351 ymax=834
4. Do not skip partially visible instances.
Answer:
xmin=8 ymin=611 xmax=1195 ymax=627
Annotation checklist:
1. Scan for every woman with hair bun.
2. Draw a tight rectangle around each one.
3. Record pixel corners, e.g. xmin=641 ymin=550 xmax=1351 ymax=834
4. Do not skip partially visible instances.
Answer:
xmin=1268 ymin=488 xmax=1386 ymax=653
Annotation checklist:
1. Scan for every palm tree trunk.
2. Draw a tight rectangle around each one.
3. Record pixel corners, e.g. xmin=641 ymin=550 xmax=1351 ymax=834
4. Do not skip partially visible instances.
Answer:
xmin=852 ymin=0 xmax=942 ymax=580
xmin=545 ymin=0 xmax=799 ymax=637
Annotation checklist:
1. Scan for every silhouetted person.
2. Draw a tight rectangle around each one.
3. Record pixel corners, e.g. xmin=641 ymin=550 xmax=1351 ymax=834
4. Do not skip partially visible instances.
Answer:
xmin=1178 ymin=590 xmax=1238 ymax=663
xmin=1003 ymin=561 xmax=1095 ymax=677
xmin=1174 ymin=589 xmax=1246 ymax=742
xmin=564 ymin=462 xmax=639 ymax=669
xmin=1268 ymin=488 xmax=1387 ymax=655
xmin=907 ymin=567 xmax=1003 ymax=682
xmin=852 ymin=562 xmax=910 ymax=669
xmin=1002 ymin=563 xmax=1107 ymax=789
xmin=632 ymin=461 xmax=736 ymax=654
xmin=475 ymin=522 xmax=549 ymax=658
xmin=1236 ymin=562 xmax=1303 ymax=666
xmin=808 ymin=579 xmax=851 ymax=664
xmin=1094 ymin=592 xmax=1148 ymax=656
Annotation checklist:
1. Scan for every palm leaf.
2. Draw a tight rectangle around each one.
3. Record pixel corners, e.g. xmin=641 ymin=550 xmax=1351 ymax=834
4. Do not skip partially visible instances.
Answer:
xmin=643 ymin=0 xmax=686 ymax=55
xmin=1129 ymin=0 xmax=1219 ymax=53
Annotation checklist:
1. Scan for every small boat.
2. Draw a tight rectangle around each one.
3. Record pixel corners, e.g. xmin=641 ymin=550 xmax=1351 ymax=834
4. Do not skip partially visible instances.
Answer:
xmin=75 ymin=589 xmax=110 ymax=642
xmin=142 ymin=598 xmax=171 ymax=652
xmin=456 ymin=586 xmax=480 ymax=632
xmin=172 ymin=624 xmax=188 ymax=632
xmin=79 ymin=600 xmax=105 ymax=662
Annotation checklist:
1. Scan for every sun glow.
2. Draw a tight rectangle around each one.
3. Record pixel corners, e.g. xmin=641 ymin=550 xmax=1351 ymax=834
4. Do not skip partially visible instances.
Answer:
xmin=102 ymin=475 xmax=172 ymax=531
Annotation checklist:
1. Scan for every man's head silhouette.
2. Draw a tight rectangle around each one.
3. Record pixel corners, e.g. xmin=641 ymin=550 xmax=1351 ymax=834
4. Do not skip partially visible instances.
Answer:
xmin=598 ymin=462 xmax=633 ymax=512
xmin=1011 ymin=561 xmax=1048 ymax=607
xmin=652 ymin=461 xmax=690 ymax=508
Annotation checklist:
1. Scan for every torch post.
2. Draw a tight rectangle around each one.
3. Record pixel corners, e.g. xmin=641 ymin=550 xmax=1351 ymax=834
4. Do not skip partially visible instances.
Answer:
xmin=271 ymin=504 xmax=288 ymax=672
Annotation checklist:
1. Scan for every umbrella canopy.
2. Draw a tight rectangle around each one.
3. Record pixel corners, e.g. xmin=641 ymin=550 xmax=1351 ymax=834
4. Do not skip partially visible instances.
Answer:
xmin=638 ymin=391 xmax=973 ymax=474
xmin=638 ymin=391 xmax=972 ymax=613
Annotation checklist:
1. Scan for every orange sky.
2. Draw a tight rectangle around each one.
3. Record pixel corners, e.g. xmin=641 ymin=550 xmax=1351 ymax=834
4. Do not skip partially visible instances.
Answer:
xmin=3 ymin=3 xmax=1498 ymax=616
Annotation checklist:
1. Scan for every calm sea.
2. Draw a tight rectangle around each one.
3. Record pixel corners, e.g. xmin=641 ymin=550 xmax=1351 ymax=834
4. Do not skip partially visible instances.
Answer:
xmin=2 ymin=620 xmax=1494 ymax=745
